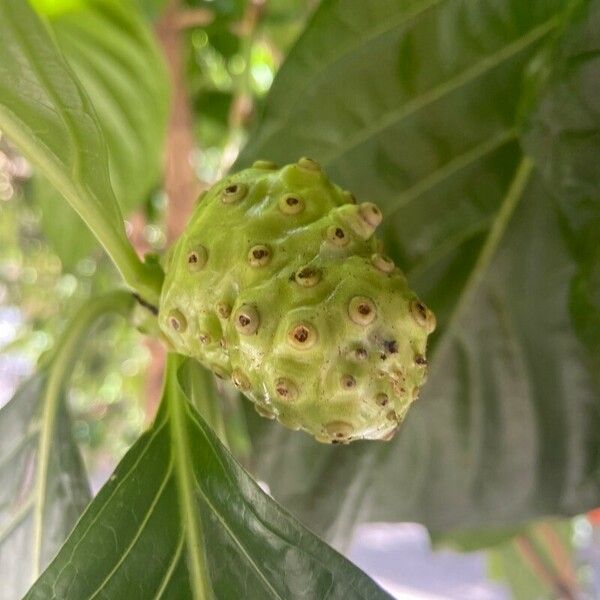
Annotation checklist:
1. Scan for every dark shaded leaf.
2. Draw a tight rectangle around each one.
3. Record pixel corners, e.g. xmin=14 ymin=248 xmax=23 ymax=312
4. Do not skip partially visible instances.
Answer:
xmin=237 ymin=0 xmax=600 ymax=546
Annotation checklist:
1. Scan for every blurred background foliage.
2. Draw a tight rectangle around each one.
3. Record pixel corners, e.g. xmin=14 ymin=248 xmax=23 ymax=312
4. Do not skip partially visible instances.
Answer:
xmin=0 ymin=0 xmax=598 ymax=597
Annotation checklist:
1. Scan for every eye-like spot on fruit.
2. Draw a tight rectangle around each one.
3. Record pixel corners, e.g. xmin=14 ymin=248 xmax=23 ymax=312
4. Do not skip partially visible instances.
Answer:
xmin=248 ymin=244 xmax=271 ymax=267
xmin=371 ymin=253 xmax=394 ymax=273
xmin=279 ymin=193 xmax=304 ymax=215
xmin=342 ymin=190 xmax=357 ymax=205
xmin=221 ymin=182 xmax=248 ymax=203
xmin=186 ymin=245 xmax=208 ymax=272
xmin=216 ymin=301 xmax=231 ymax=319
xmin=232 ymin=369 xmax=250 ymax=391
xmin=410 ymin=299 xmax=436 ymax=333
xmin=348 ymin=296 xmax=376 ymax=326
xmin=415 ymin=354 xmax=428 ymax=366
xmin=386 ymin=410 xmax=398 ymax=422
xmin=295 ymin=266 xmax=321 ymax=287
xmin=325 ymin=421 xmax=354 ymax=439
xmin=198 ymin=332 xmax=211 ymax=345
xmin=354 ymin=347 xmax=368 ymax=361
xmin=234 ymin=304 xmax=260 ymax=335
xmin=341 ymin=374 xmax=356 ymax=389
xmin=275 ymin=377 xmax=298 ymax=401
xmin=297 ymin=157 xmax=321 ymax=172
xmin=359 ymin=202 xmax=382 ymax=228
xmin=376 ymin=393 xmax=389 ymax=407
xmin=252 ymin=160 xmax=278 ymax=170
xmin=168 ymin=309 xmax=187 ymax=332
xmin=288 ymin=323 xmax=318 ymax=349
xmin=326 ymin=225 xmax=349 ymax=247
xmin=383 ymin=340 xmax=398 ymax=354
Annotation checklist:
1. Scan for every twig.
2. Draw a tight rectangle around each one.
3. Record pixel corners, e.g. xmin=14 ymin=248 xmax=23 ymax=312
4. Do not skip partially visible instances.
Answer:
xmin=514 ymin=535 xmax=577 ymax=600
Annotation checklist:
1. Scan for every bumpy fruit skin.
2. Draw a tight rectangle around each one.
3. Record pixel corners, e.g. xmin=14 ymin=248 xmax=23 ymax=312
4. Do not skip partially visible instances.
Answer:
xmin=159 ymin=158 xmax=435 ymax=443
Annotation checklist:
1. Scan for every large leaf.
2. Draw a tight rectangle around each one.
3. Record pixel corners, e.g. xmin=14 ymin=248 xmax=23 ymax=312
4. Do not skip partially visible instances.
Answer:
xmin=26 ymin=355 xmax=390 ymax=600
xmin=0 ymin=0 xmax=163 ymax=304
xmin=522 ymin=0 xmax=600 ymax=369
xmin=237 ymin=0 xmax=600 ymax=545
xmin=42 ymin=0 xmax=169 ymax=214
xmin=0 ymin=292 xmax=133 ymax=600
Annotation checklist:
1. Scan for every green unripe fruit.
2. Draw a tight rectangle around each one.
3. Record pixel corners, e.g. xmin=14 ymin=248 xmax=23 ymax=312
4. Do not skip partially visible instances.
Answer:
xmin=159 ymin=158 xmax=436 ymax=443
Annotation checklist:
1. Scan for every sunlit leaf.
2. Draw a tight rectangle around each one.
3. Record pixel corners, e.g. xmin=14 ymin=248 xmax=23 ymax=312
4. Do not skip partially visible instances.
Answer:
xmin=0 ymin=0 xmax=163 ymax=304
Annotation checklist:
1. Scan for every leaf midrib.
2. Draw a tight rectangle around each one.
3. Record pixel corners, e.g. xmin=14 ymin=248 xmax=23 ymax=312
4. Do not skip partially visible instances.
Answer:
xmin=320 ymin=17 xmax=559 ymax=167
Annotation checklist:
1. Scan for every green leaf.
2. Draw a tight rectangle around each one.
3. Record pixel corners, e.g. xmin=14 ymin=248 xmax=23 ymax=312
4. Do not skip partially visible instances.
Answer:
xmin=0 ymin=0 xmax=163 ymax=304
xmin=34 ymin=174 xmax=97 ymax=270
xmin=41 ymin=0 xmax=170 ymax=214
xmin=237 ymin=0 xmax=600 ymax=545
xmin=521 ymin=0 xmax=600 ymax=369
xmin=0 ymin=292 xmax=134 ymax=599
xmin=26 ymin=355 xmax=390 ymax=600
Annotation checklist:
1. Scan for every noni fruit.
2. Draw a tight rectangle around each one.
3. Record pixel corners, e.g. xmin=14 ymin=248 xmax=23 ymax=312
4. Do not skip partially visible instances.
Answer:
xmin=159 ymin=158 xmax=435 ymax=443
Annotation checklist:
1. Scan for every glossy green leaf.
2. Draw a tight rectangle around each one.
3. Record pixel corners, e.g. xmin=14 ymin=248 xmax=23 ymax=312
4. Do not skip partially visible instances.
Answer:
xmin=0 ymin=292 xmax=133 ymax=600
xmin=0 ymin=0 xmax=163 ymax=304
xmin=26 ymin=355 xmax=390 ymax=600
xmin=237 ymin=0 xmax=600 ymax=546
xmin=42 ymin=0 xmax=169 ymax=214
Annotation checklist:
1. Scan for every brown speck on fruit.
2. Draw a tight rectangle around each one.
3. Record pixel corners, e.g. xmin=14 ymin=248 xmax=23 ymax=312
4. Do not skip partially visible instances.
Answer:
xmin=410 ymin=299 xmax=436 ymax=333
xmin=222 ymin=182 xmax=248 ymax=203
xmin=325 ymin=421 xmax=354 ymax=439
xmin=186 ymin=245 xmax=208 ymax=272
xmin=348 ymin=296 xmax=376 ymax=326
xmin=341 ymin=374 xmax=356 ymax=389
xmin=274 ymin=377 xmax=298 ymax=401
xmin=326 ymin=225 xmax=349 ymax=247
xmin=376 ymin=393 xmax=389 ymax=407
xmin=354 ymin=347 xmax=368 ymax=361
xmin=248 ymin=244 xmax=271 ymax=267
xmin=234 ymin=304 xmax=260 ymax=335
xmin=295 ymin=266 xmax=321 ymax=287
xmin=383 ymin=340 xmax=398 ymax=354
xmin=232 ymin=369 xmax=250 ymax=391
xmin=216 ymin=302 xmax=231 ymax=319
xmin=415 ymin=354 xmax=428 ymax=366
xmin=168 ymin=309 xmax=187 ymax=332
xmin=288 ymin=323 xmax=317 ymax=349
xmin=386 ymin=410 xmax=398 ymax=422
xmin=199 ymin=332 xmax=211 ymax=345
xmin=279 ymin=193 xmax=304 ymax=215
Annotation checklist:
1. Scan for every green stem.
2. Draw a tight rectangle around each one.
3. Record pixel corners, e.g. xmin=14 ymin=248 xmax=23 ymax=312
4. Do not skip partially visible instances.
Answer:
xmin=32 ymin=290 xmax=135 ymax=576
xmin=166 ymin=354 xmax=213 ymax=600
